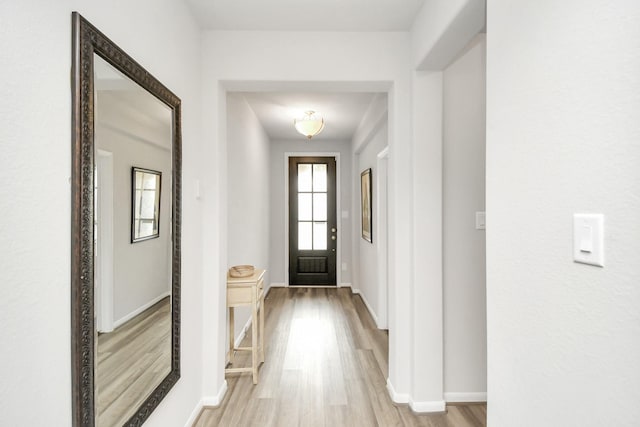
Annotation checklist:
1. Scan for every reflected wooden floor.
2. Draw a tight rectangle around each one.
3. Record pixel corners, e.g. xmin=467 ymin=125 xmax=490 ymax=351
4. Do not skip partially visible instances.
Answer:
xmin=195 ymin=288 xmax=486 ymax=427
xmin=96 ymin=296 xmax=171 ymax=427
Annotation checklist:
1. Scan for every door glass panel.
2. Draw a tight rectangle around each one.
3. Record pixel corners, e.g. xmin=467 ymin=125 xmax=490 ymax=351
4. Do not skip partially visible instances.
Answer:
xmin=313 ymin=222 xmax=327 ymax=250
xmin=298 ymin=164 xmax=312 ymax=192
xmin=298 ymin=193 xmax=312 ymax=221
xmin=313 ymin=193 xmax=327 ymax=221
xmin=298 ymin=222 xmax=313 ymax=250
xmin=313 ymin=164 xmax=327 ymax=191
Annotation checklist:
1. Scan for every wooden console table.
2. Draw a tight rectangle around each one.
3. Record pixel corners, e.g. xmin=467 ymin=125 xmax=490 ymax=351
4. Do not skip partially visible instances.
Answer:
xmin=225 ymin=269 xmax=265 ymax=384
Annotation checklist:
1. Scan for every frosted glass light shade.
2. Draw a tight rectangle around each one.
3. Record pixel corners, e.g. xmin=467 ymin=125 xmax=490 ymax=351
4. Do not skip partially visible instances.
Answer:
xmin=294 ymin=110 xmax=325 ymax=139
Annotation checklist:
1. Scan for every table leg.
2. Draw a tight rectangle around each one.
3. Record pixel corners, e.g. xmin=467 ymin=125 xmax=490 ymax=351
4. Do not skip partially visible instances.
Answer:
xmin=252 ymin=297 xmax=258 ymax=384
xmin=260 ymin=293 xmax=265 ymax=363
xmin=229 ymin=306 xmax=234 ymax=365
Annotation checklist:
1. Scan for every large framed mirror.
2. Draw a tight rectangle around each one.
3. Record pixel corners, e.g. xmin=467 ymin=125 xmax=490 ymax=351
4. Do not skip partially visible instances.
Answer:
xmin=71 ymin=12 xmax=181 ymax=427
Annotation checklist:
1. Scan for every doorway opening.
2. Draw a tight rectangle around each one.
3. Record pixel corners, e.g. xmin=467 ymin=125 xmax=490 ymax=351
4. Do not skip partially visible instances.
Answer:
xmin=288 ymin=156 xmax=337 ymax=285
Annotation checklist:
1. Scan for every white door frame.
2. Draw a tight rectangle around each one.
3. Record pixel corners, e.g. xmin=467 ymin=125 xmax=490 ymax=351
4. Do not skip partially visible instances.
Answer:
xmin=284 ymin=152 xmax=342 ymax=287
xmin=376 ymin=146 xmax=390 ymax=329
xmin=96 ymin=149 xmax=114 ymax=333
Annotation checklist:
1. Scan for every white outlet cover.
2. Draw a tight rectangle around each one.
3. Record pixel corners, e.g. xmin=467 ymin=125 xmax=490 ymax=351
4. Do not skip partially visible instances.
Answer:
xmin=573 ymin=213 xmax=604 ymax=267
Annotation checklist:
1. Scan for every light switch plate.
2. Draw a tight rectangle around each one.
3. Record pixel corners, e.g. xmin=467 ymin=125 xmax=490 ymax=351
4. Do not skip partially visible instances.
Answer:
xmin=573 ymin=213 xmax=604 ymax=267
xmin=475 ymin=212 xmax=486 ymax=230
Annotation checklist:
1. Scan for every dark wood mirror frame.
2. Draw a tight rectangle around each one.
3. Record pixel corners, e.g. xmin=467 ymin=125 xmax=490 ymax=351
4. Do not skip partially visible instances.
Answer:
xmin=71 ymin=12 xmax=181 ymax=427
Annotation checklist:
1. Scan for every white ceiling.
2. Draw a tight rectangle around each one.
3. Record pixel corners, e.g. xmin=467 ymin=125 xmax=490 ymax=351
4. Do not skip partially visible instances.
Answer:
xmin=186 ymin=0 xmax=425 ymax=32
xmin=187 ymin=1 xmax=406 ymax=142
xmin=238 ymin=92 xmax=380 ymax=141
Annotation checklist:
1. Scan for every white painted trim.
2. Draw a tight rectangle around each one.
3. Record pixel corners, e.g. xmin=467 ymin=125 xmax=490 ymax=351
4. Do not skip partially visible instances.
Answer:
xmin=351 ymin=287 xmax=382 ymax=329
xmin=270 ymin=282 xmax=286 ymax=288
xmin=235 ymin=316 xmax=252 ymax=349
xmin=284 ymin=152 xmax=342 ymax=287
xmin=113 ymin=292 xmax=170 ymax=329
xmin=96 ymin=149 xmax=114 ymax=333
xmin=387 ymin=379 xmax=445 ymax=413
xmin=444 ymin=392 xmax=487 ymax=403
xmin=203 ymin=380 xmax=228 ymax=407
xmin=186 ymin=380 xmax=229 ymax=425
xmin=183 ymin=397 xmax=205 ymax=427
xmin=386 ymin=378 xmax=410 ymax=404
xmin=375 ymin=146 xmax=389 ymax=329
xmin=338 ymin=282 xmax=352 ymax=288
xmin=377 ymin=146 xmax=390 ymax=159
xmin=409 ymin=399 xmax=446 ymax=413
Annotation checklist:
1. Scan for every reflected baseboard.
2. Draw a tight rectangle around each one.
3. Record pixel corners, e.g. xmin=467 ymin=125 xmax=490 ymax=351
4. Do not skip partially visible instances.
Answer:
xmin=113 ymin=291 xmax=171 ymax=329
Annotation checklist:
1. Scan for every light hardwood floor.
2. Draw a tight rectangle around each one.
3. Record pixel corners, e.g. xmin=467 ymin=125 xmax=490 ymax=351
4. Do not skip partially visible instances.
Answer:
xmin=96 ymin=296 xmax=171 ymax=426
xmin=194 ymin=287 xmax=486 ymax=427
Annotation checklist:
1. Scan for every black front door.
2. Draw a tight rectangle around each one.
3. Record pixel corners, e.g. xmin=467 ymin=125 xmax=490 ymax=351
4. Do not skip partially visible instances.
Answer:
xmin=288 ymin=156 xmax=337 ymax=285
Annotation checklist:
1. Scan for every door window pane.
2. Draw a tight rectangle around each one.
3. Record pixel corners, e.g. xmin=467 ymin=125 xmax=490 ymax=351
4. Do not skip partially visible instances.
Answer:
xmin=313 ymin=222 xmax=327 ymax=250
xmin=298 ymin=193 xmax=312 ymax=221
xmin=298 ymin=222 xmax=312 ymax=250
xmin=298 ymin=164 xmax=312 ymax=192
xmin=313 ymin=164 xmax=327 ymax=191
xmin=313 ymin=193 xmax=327 ymax=221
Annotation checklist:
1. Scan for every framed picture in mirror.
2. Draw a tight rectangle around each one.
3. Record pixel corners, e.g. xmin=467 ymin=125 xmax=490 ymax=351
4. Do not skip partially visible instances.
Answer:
xmin=132 ymin=167 xmax=162 ymax=243
xmin=361 ymin=168 xmax=372 ymax=243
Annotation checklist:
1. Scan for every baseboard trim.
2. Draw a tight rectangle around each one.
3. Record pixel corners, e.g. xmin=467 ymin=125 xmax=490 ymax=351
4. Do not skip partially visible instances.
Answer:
xmin=339 ymin=282 xmax=352 ymax=288
xmin=269 ymin=282 xmax=286 ymax=288
xmin=444 ymin=392 xmax=487 ymax=403
xmin=113 ymin=292 xmax=170 ymax=329
xmin=387 ymin=379 xmax=446 ymax=413
xmin=202 ymin=380 xmax=228 ymax=407
xmin=386 ymin=378 xmax=410 ymax=404
xmin=351 ymin=287 xmax=383 ymax=329
xmin=236 ymin=318 xmax=250 ymax=349
xmin=184 ymin=398 xmax=204 ymax=427
xmin=184 ymin=380 xmax=228 ymax=427
xmin=410 ymin=399 xmax=446 ymax=413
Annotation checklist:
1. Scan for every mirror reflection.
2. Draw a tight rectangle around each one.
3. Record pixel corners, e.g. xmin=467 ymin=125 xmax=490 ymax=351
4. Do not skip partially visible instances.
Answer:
xmin=93 ymin=54 xmax=173 ymax=426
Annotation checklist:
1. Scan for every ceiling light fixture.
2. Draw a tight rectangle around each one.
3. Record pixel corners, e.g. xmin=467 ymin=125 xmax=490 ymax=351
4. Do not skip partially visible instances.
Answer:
xmin=294 ymin=110 xmax=325 ymax=140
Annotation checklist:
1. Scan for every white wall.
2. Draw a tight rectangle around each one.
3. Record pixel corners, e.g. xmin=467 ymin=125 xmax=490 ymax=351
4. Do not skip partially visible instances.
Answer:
xmin=0 ymin=2 xmax=73 ymax=425
xmin=487 ymin=1 xmax=640 ymax=426
xmin=410 ymin=70 xmax=445 ymax=409
xmin=442 ymin=34 xmax=487 ymax=400
xmin=97 ymin=93 xmax=172 ymax=323
xmin=226 ymin=93 xmax=271 ymax=341
xmin=269 ymin=139 xmax=352 ymax=286
xmin=354 ymin=118 xmax=388 ymax=325
xmin=0 ymin=1 xmax=204 ymax=426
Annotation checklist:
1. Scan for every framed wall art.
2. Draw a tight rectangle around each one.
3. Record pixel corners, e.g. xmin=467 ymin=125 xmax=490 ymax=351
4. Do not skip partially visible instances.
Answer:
xmin=361 ymin=168 xmax=372 ymax=243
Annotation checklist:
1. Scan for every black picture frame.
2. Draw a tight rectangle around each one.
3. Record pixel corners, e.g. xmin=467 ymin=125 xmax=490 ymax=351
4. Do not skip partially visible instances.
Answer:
xmin=131 ymin=167 xmax=162 ymax=243
xmin=361 ymin=168 xmax=372 ymax=243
